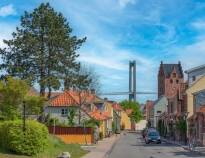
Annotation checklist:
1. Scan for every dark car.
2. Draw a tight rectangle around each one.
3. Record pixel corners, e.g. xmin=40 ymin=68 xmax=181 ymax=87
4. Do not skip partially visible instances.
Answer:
xmin=145 ymin=131 xmax=161 ymax=144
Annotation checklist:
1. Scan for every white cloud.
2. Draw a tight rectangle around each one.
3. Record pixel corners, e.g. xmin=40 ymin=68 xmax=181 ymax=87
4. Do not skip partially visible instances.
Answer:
xmin=0 ymin=4 xmax=16 ymax=17
xmin=118 ymin=0 xmax=137 ymax=8
xmin=191 ymin=20 xmax=205 ymax=30
xmin=0 ymin=22 xmax=15 ymax=48
xmin=168 ymin=38 xmax=205 ymax=71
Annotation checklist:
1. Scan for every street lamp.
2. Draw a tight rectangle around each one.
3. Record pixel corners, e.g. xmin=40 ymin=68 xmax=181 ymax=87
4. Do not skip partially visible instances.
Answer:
xmin=23 ymin=101 xmax=26 ymax=132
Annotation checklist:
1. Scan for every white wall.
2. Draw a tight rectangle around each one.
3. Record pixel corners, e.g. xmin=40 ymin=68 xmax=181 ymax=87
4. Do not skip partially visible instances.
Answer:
xmin=136 ymin=120 xmax=147 ymax=130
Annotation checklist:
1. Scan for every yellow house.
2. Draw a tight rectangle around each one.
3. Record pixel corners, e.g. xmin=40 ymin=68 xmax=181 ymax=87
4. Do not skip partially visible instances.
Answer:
xmin=121 ymin=110 xmax=131 ymax=130
xmin=186 ymin=75 xmax=205 ymax=145
xmin=186 ymin=76 xmax=205 ymax=118
xmin=89 ymin=99 xmax=113 ymax=138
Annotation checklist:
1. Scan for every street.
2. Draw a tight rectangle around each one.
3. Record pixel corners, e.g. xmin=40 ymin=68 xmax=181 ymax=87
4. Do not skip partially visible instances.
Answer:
xmin=108 ymin=133 xmax=203 ymax=158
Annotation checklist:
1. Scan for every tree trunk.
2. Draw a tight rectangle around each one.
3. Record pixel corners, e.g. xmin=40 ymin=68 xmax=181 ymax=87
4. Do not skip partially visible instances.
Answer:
xmin=47 ymin=85 xmax=52 ymax=99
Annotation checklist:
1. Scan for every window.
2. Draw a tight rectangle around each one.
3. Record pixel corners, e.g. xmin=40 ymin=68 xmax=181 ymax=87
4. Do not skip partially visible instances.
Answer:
xmin=173 ymin=73 xmax=176 ymax=78
xmin=176 ymin=79 xmax=179 ymax=84
xmin=194 ymin=91 xmax=205 ymax=112
xmin=170 ymin=79 xmax=173 ymax=84
xmin=192 ymin=76 xmax=196 ymax=82
xmin=170 ymin=102 xmax=173 ymax=113
xmin=61 ymin=108 xmax=68 ymax=116
xmin=157 ymin=111 xmax=161 ymax=114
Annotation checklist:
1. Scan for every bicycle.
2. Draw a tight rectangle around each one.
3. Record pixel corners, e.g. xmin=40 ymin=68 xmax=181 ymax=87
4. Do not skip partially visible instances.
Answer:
xmin=188 ymin=138 xmax=196 ymax=151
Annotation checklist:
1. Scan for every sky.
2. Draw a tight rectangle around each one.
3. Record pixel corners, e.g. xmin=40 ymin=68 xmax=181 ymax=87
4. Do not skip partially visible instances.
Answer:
xmin=1 ymin=0 xmax=205 ymax=103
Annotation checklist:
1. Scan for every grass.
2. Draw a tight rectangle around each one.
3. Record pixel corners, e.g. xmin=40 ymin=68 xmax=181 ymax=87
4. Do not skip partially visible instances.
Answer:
xmin=0 ymin=135 xmax=88 ymax=158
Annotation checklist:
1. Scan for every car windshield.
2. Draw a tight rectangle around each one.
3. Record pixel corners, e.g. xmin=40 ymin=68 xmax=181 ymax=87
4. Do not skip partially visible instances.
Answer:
xmin=148 ymin=132 xmax=159 ymax=137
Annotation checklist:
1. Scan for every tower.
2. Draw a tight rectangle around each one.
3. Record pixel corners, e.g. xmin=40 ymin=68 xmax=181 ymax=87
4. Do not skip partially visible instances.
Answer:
xmin=129 ymin=61 xmax=136 ymax=102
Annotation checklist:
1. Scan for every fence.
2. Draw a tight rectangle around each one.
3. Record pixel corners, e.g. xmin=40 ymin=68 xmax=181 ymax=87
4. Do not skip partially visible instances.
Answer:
xmin=48 ymin=126 xmax=94 ymax=144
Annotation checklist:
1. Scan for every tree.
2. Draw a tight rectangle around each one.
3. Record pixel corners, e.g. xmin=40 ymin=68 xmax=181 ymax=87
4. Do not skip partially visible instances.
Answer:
xmin=0 ymin=3 xmax=86 ymax=98
xmin=176 ymin=118 xmax=187 ymax=142
xmin=0 ymin=77 xmax=44 ymax=120
xmin=67 ymin=107 xmax=76 ymax=126
xmin=64 ymin=64 xmax=92 ymax=125
xmin=81 ymin=65 xmax=101 ymax=94
xmin=119 ymin=100 xmax=142 ymax=123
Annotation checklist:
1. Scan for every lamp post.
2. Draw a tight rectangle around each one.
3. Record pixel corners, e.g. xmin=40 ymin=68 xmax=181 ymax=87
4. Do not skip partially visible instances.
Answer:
xmin=23 ymin=101 xmax=26 ymax=132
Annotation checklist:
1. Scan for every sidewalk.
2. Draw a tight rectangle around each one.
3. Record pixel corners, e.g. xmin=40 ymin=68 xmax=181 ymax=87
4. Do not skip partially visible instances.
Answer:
xmin=162 ymin=138 xmax=205 ymax=156
xmin=81 ymin=134 xmax=120 ymax=158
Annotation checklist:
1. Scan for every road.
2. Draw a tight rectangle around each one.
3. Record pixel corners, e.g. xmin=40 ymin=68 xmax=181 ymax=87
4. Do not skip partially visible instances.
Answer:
xmin=108 ymin=132 xmax=203 ymax=158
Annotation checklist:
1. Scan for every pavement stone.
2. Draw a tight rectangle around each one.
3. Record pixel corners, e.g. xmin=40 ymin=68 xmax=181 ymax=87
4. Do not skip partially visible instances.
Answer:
xmin=162 ymin=138 xmax=205 ymax=156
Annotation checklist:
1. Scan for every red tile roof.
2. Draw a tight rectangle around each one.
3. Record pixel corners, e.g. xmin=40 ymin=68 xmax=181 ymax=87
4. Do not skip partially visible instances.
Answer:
xmin=89 ymin=110 xmax=110 ymax=121
xmin=49 ymin=90 xmax=96 ymax=107
xmin=197 ymin=106 xmax=205 ymax=113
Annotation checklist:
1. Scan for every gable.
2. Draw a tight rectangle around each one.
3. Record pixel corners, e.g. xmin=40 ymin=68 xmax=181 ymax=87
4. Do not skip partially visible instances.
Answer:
xmin=186 ymin=75 xmax=205 ymax=95
xmin=162 ymin=64 xmax=183 ymax=78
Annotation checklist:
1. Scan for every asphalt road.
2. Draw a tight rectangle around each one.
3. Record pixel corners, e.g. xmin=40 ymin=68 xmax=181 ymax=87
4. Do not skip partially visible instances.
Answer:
xmin=108 ymin=132 xmax=203 ymax=158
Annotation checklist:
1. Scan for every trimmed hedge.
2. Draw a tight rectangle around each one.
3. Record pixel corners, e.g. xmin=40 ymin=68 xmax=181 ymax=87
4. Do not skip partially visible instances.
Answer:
xmin=0 ymin=120 xmax=48 ymax=156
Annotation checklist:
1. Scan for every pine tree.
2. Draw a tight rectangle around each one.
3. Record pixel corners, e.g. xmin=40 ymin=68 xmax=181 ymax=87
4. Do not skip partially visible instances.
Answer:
xmin=0 ymin=3 xmax=86 ymax=98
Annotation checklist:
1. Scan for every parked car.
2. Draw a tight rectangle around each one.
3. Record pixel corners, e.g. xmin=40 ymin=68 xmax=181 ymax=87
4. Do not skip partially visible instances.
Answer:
xmin=142 ymin=127 xmax=157 ymax=139
xmin=145 ymin=131 xmax=161 ymax=144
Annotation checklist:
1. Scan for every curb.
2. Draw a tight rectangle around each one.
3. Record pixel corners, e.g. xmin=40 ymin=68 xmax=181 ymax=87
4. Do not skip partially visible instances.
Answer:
xmin=103 ymin=135 xmax=121 ymax=158
xmin=162 ymin=139 xmax=205 ymax=156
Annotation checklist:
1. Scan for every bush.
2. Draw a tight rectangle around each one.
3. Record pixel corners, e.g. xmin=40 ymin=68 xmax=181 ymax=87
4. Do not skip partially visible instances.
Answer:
xmin=0 ymin=120 xmax=48 ymax=156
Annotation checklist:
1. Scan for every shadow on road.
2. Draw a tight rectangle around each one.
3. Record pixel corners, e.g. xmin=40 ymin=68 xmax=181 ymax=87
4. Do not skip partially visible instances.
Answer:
xmin=172 ymin=151 xmax=205 ymax=157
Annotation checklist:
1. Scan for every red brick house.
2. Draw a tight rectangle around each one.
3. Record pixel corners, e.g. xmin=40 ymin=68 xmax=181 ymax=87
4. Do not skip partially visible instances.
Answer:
xmin=158 ymin=61 xmax=184 ymax=98
xmin=158 ymin=61 xmax=188 ymax=141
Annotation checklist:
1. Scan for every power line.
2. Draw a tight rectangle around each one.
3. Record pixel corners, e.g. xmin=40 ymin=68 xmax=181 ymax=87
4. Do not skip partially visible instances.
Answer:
xmin=99 ymin=91 xmax=157 ymax=96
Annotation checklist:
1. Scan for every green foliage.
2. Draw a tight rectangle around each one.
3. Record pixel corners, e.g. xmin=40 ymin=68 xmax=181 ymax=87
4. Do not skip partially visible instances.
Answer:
xmin=0 ymin=77 xmax=45 ymax=120
xmin=157 ymin=120 xmax=165 ymax=136
xmin=83 ymin=118 xmax=100 ymax=128
xmin=0 ymin=135 xmax=87 ymax=158
xmin=176 ymin=119 xmax=187 ymax=133
xmin=0 ymin=120 xmax=48 ymax=156
xmin=119 ymin=100 xmax=142 ymax=123
xmin=67 ymin=108 xmax=76 ymax=126
xmin=0 ymin=77 xmax=29 ymax=120
xmin=112 ymin=121 xmax=116 ymax=132
xmin=0 ymin=3 xmax=86 ymax=97
xmin=24 ymin=96 xmax=45 ymax=115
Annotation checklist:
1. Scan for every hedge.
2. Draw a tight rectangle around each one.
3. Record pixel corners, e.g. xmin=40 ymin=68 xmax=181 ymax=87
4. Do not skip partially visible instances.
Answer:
xmin=0 ymin=120 xmax=48 ymax=156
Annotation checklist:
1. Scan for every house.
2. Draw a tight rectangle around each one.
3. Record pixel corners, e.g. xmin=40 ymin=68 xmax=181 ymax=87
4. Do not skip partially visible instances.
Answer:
xmin=158 ymin=61 xmax=184 ymax=98
xmin=185 ymin=64 xmax=205 ymax=86
xmin=112 ymin=102 xmax=122 ymax=133
xmin=121 ymin=109 xmax=131 ymax=130
xmin=89 ymin=98 xmax=113 ymax=138
xmin=152 ymin=96 xmax=168 ymax=128
xmin=44 ymin=90 xmax=95 ymax=125
xmin=145 ymin=100 xmax=154 ymax=127
xmin=186 ymin=75 xmax=205 ymax=146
